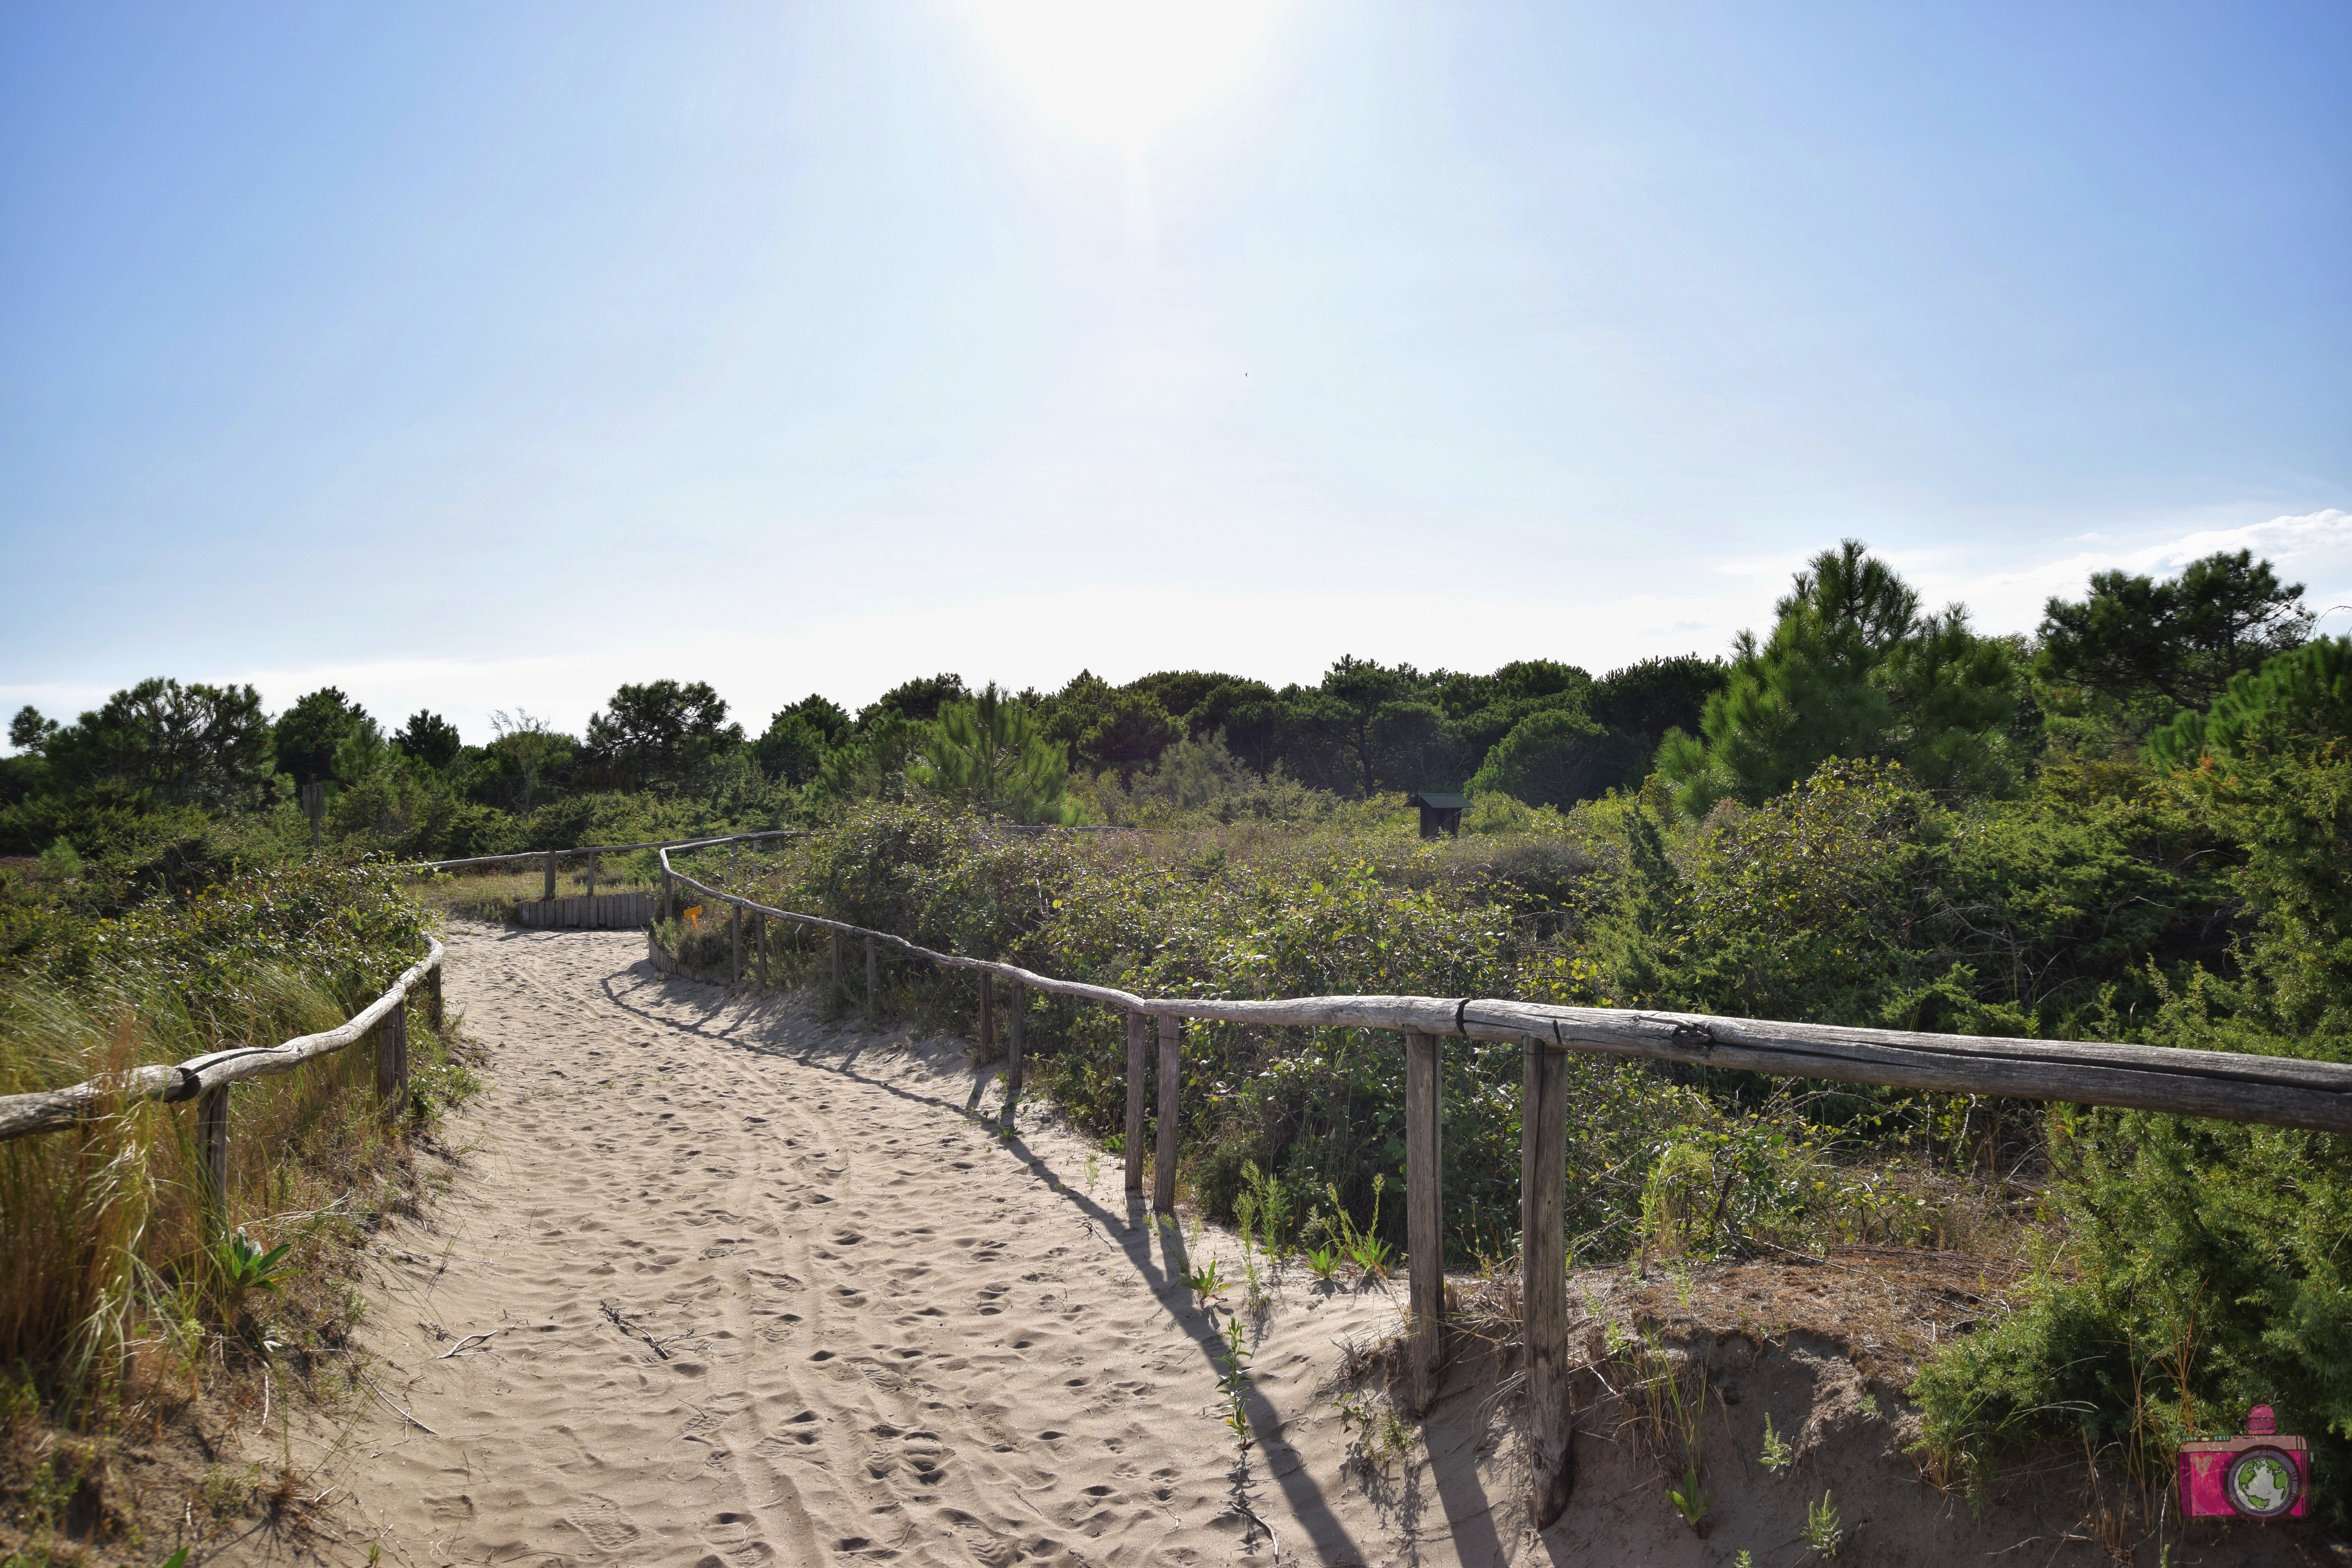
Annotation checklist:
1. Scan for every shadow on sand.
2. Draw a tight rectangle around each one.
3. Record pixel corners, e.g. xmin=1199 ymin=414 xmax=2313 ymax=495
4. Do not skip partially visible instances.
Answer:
xmin=576 ymin=943 xmax=1524 ymax=1565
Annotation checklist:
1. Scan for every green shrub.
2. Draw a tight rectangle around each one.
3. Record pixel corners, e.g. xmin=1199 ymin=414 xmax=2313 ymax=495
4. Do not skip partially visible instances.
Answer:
xmin=731 ymin=801 xmax=1980 ymax=1265
xmin=1913 ymin=752 xmax=2352 ymax=1526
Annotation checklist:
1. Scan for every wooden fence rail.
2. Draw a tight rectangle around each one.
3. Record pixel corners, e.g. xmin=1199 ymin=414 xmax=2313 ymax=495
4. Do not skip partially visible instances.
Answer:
xmin=0 ymin=940 xmax=449 ymax=1244
xmin=409 ymin=832 xmax=804 ymax=922
xmin=653 ymin=841 xmax=2352 ymax=1526
xmin=411 ymin=830 xmax=803 ymax=874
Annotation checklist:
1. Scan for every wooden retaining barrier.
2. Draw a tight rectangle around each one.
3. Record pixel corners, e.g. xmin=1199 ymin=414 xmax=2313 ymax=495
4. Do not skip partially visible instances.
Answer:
xmin=514 ymin=892 xmax=657 ymax=929
xmin=648 ymin=839 xmax=2352 ymax=1526
xmin=415 ymin=831 xmax=802 ymax=926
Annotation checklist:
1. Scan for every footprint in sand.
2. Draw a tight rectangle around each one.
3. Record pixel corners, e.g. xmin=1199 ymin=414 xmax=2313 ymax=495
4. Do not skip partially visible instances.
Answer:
xmin=327 ymin=931 xmax=1419 ymax=1568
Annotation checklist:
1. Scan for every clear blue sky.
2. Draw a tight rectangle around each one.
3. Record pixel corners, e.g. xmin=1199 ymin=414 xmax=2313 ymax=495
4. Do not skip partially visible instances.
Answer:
xmin=4 ymin=0 xmax=2347 ymax=745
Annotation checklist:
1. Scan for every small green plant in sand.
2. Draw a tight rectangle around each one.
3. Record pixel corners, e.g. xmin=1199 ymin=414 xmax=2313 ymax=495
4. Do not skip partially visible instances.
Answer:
xmin=1857 ymin=1391 xmax=1880 ymax=1419
xmin=1760 ymin=1411 xmax=1794 ymax=1475
xmin=1234 ymin=1189 xmax=1267 ymax=1305
xmin=1310 ymin=1176 xmax=1392 ymax=1279
xmin=1179 ymin=1257 xmax=1229 ymax=1307
xmin=1334 ymin=1388 xmax=1416 ymax=1464
xmin=201 ymin=1463 xmax=258 ymax=1519
xmin=1665 ymin=1467 xmax=1712 ymax=1530
xmin=1668 ymin=1259 xmax=1697 ymax=1309
xmin=1803 ymin=1490 xmax=1844 ymax=1556
xmin=1240 ymin=1161 xmax=1292 ymax=1252
xmin=1303 ymin=1244 xmax=1343 ymax=1283
xmin=1637 ymin=1332 xmax=1711 ymax=1531
xmin=211 ymin=1229 xmax=295 ymax=1300
xmin=1214 ymin=1313 xmax=1254 ymax=1453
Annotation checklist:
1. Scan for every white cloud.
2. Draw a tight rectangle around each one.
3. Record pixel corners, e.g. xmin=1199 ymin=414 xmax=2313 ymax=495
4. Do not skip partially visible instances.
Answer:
xmin=1924 ymin=509 xmax=2352 ymax=635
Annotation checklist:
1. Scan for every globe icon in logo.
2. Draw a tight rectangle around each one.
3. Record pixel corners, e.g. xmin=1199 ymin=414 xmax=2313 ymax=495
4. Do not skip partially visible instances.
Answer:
xmin=2225 ymin=1447 xmax=2300 ymax=1519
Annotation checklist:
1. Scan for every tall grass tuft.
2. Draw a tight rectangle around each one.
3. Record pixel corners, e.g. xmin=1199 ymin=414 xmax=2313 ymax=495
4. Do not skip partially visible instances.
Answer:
xmin=2 ymin=862 xmax=448 ymax=1430
xmin=0 ymin=963 xmax=375 ymax=1402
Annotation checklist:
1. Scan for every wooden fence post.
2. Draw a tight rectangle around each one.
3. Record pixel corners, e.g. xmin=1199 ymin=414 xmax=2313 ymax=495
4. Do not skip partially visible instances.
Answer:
xmin=731 ymin=904 xmax=742 ymax=985
xmin=376 ymin=1008 xmax=408 ymax=1112
xmin=584 ymin=852 xmax=598 ymax=900
xmin=1405 ymin=1028 xmax=1445 ymax=1414
xmin=756 ymin=915 xmax=768 ymax=987
xmin=1123 ymin=1012 xmax=1148 ymax=1196
xmin=426 ymin=963 xmax=444 ymax=1030
xmin=829 ymin=931 xmax=842 ymax=992
xmin=393 ymin=999 xmax=410 ymax=1103
xmin=1522 ymin=1034 xmax=1574 ymax=1527
xmin=1001 ymin=981 xmax=1025 ymax=1131
xmin=543 ymin=851 xmax=557 ymax=902
xmin=865 ymin=937 xmax=877 ymax=1023
xmin=196 ymin=1082 xmax=230 ymax=1243
xmin=1153 ymin=1014 xmax=1180 ymax=1214
xmin=978 ymin=973 xmax=994 ymax=1059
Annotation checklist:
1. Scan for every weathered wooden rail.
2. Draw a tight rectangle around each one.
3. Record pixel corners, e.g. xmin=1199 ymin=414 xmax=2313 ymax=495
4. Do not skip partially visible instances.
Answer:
xmin=0 ymin=940 xmax=448 ymax=1243
xmin=0 ymin=836 xmax=797 ymax=1241
xmin=415 ymin=830 xmax=801 ymax=906
xmin=653 ymin=839 xmax=2352 ymax=1526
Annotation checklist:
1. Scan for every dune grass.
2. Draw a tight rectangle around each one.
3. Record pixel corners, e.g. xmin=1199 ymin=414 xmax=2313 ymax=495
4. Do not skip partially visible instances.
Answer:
xmin=0 ymin=861 xmax=475 ymax=1553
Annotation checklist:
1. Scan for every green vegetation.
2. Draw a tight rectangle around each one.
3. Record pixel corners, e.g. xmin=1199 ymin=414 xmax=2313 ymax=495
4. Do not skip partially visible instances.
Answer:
xmin=911 ymin=684 xmax=1078 ymax=824
xmin=6 ymin=535 xmax=2348 ymax=1534
xmin=1214 ymin=1313 xmax=1255 ymax=1455
xmin=0 ymin=860 xmax=473 ymax=1550
xmin=1802 ymin=1490 xmax=1844 ymax=1556
xmin=1 ymin=643 xmax=1730 ymax=879
xmin=1657 ymin=539 xmax=2021 ymax=814
xmin=207 ymin=1228 xmax=296 ymax=1303
xmin=656 ymin=540 xmax=2347 ymax=1526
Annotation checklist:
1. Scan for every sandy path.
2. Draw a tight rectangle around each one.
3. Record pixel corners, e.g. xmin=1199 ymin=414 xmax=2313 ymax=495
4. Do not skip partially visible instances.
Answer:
xmin=311 ymin=926 xmax=1455 ymax=1568
xmin=267 ymin=926 xmax=2344 ymax=1568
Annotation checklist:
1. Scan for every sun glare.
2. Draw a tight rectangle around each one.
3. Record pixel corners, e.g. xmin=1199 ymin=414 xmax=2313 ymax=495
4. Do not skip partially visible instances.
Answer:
xmin=965 ymin=0 xmax=1278 ymax=152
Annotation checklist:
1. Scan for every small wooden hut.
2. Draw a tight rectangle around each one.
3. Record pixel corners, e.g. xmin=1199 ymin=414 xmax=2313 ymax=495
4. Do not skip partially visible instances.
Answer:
xmin=1407 ymin=791 xmax=1467 ymax=839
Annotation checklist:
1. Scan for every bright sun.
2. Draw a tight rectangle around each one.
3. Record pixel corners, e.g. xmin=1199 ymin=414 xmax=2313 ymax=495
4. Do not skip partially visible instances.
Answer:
xmin=965 ymin=0 xmax=1279 ymax=152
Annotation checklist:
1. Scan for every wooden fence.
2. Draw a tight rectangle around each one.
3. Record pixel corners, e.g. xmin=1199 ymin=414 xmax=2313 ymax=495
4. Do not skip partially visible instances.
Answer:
xmin=0 ymin=941 xmax=449 ymax=1246
xmin=514 ymin=892 xmax=657 ymax=929
xmin=8 ymin=825 xmax=2347 ymax=1532
xmin=0 ymin=837 xmax=791 ymax=1240
xmin=414 ymin=830 xmax=801 ymax=906
xmin=651 ymin=841 xmax=2352 ymax=1526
